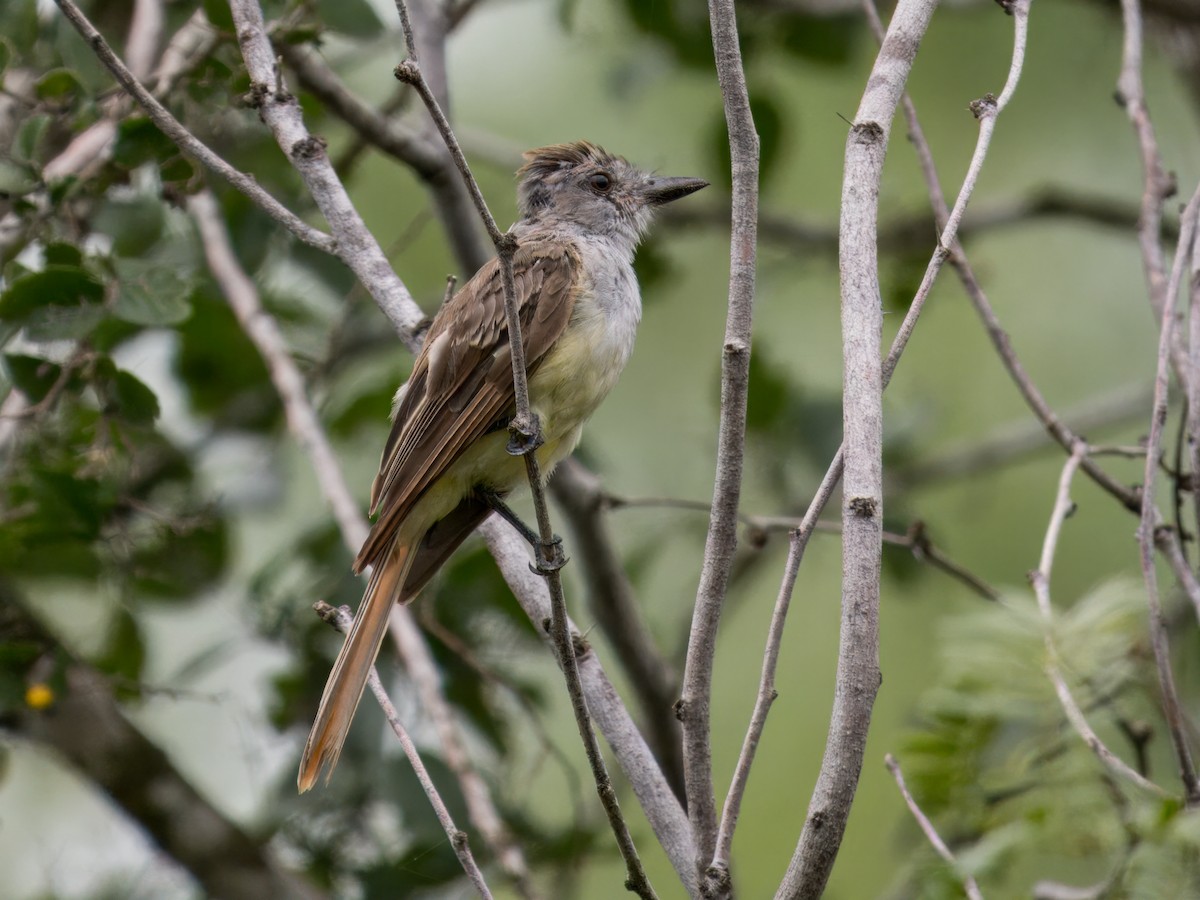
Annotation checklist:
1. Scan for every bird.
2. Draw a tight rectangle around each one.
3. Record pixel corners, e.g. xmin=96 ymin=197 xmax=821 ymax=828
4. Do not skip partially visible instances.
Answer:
xmin=298 ymin=140 xmax=708 ymax=792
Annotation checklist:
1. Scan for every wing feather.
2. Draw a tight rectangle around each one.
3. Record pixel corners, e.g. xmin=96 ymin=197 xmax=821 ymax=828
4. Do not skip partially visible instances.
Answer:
xmin=356 ymin=240 xmax=580 ymax=573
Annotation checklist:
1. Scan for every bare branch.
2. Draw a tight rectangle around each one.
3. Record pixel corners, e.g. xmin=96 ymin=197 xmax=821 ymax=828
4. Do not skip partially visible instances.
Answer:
xmin=1029 ymin=444 xmax=1170 ymax=798
xmin=1136 ymin=183 xmax=1200 ymax=802
xmin=884 ymin=754 xmax=984 ymax=900
xmin=51 ymin=0 xmax=337 ymax=254
xmin=681 ymin=0 xmax=759 ymax=886
xmin=606 ymin=494 xmax=1001 ymax=603
xmin=1117 ymin=0 xmax=1176 ymax=327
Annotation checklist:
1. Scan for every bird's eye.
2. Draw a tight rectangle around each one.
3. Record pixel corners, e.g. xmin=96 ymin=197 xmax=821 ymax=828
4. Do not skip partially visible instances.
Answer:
xmin=589 ymin=172 xmax=612 ymax=193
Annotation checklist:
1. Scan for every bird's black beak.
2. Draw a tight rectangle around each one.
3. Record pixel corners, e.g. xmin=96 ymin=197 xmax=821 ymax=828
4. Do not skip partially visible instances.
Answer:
xmin=644 ymin=176 xmax=709 ymax=206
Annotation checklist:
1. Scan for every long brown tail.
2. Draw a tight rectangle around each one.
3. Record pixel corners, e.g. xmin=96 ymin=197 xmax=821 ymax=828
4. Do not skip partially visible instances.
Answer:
xmin=298 ymin=536 xmax=416 ymax=792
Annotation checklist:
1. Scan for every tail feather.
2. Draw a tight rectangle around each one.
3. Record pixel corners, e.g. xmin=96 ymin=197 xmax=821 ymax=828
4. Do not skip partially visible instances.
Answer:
xmin=298 ymin=538 xmax=415 ymax=792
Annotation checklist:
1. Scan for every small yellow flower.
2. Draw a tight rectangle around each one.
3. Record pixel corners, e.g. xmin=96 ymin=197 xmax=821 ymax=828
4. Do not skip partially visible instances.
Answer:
xmin=25 ymin=683 xmax=55 ymax=710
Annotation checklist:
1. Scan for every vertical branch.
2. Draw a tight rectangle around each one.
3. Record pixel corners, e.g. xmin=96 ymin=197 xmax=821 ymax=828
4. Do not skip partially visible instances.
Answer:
xmin=775 ymin=2 xmax=938 ymax=897
xmin=1137 ymin=184 xmax=1200 ymax=802
xmin=680 ymin=0 xmax=760 ymax=883
xmin=1116 ymin=0 xmax=1174 ymax=326
xmin=1188 ymin=220 xmax=1200 ymax=565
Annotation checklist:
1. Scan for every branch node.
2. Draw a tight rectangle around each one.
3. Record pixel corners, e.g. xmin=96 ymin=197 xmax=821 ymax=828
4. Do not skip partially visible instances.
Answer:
xmin=851 ymin=121 xmax=884 ymax=144
xmin=993 ymin=0 xmax=1016 ymax=15
xmin=673 ymin=698 xmax=687 ymax=722
xmin=847 ymin=495 xmax=878 ymax=518
xmin=393 ymin=59 xmax=421 ymax=85
xmin=242 ymin=81 xmax=269 ymax=109
xmin=291 ymin=135 xmax=328 ymax=160
xmin=969 ymin=93 xmax=998 ymax=120
xmin=497 ymin=231 xmax=519 ymax=257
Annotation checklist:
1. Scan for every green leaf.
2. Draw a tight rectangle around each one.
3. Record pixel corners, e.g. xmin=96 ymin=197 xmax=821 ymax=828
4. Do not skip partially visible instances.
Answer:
xmin=112 ymin=116 xmax=177 ymax=169
xmin=43 ymin=242 xmax=83 ymax=268
xmin=132 ymin=514 xmax=228 ymax=599
xmin=95 ymin=609 xmax=146 ymax=696
xmin=12 ymin=114 xmax=50 ymax=165
xmin=113 ymin=258 xmax=193 ymax=326
xmin=317 ymin=0 xmax=382 ymax=36
xmin=175 ymin=288 xmax=279 ymax=429
xmin=94 ymin=194 xmax=165 ymax=257
xmin=0 ymin=266 xmax=105 ymax=321
xmin=159 ymin=156 xmax=194 ymax=184
xmin=35 ymin=68 xmax=85 ymax=105
xmin=3 ymin=354 xmax=64 ymax=402
xmin=201 ymin=0 xmax=235 ymax=31
xmin=110 ymin=369 xmax=160 ymax=425
xmin=0 ymin=159 xmax=35 ymax=198
xmin=23 ymin=303 xmax=107 ymax=342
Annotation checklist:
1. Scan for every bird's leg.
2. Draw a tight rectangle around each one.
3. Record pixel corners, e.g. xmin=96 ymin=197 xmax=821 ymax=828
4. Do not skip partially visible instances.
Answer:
xmin=477 ymin=488 xmax=566 ymax=575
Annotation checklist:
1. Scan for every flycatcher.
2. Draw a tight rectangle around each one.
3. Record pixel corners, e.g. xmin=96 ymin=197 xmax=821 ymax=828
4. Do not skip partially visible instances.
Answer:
xmin=298 ymin=141 xmax=707 ymax=792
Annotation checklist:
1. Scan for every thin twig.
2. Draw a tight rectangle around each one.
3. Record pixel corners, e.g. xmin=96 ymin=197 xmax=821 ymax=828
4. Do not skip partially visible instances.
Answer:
xmin=189 ymin=190 xmax=533 ymax=895
xmin=683 ymin=0 xmax=760 ymax=885
xmin=1189 ymin=215 xmax=1200 ymax=576
xmin=316 ymin=602 xmax=494 ymax=900
xmin=607 ymin=494 xmax=1001 ymax=603
xmin=50 ymin=0 xmax=336 ymax=254
xmin=884 ymin=754 xmax=984 ymax=900
xmin=1117 ymin=0 xmax=1176 ymax=328
xmin=1136 ymin=184 xmax=1200 ymax=803
xmin=1028 ymin=444 xmax=1169 ymax=798
xmin=1154 ymin=526 xmax=1200 ymax=622
xmin=390 ymin=4 xmax=655 ymax=895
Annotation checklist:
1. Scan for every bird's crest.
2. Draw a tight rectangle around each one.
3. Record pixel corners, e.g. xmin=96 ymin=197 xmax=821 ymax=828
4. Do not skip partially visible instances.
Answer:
xmin=517 ymin=141 xmax=624 ymax=183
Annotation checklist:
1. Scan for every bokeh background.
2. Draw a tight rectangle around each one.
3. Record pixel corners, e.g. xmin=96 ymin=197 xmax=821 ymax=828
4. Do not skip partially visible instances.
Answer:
xmin=2 ymin=0 xmax=1199 ymax=896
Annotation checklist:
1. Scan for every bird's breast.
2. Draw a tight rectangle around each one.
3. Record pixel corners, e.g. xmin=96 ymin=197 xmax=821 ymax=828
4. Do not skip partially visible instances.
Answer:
xmin=528 ymin=255 xmax=641 ymax=448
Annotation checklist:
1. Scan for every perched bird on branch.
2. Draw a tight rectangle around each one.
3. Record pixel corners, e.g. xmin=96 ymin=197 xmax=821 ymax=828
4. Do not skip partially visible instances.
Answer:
xmin=299 ymin=140 xmax=708 ymax=791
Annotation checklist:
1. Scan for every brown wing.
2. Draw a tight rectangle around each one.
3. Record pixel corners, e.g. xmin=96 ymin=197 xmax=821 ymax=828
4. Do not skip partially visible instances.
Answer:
xmin=353 ymin=240 xmax=581 ymax=573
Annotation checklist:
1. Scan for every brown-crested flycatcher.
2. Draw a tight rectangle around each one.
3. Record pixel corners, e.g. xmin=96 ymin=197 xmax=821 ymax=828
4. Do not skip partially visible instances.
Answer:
xmin=299 ymin=141 xmax=707 ymax=792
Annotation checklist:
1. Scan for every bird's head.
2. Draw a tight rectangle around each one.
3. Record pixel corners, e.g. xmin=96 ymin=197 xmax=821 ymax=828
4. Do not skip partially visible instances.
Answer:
xmin=516 ymin=141 xmax=708 ymax=246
